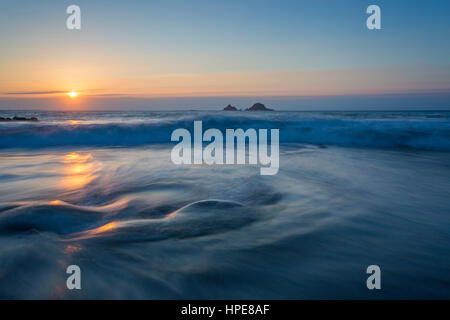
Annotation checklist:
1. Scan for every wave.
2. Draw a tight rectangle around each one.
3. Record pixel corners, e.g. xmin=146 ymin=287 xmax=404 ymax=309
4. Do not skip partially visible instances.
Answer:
xmin=0 ymin=199 xmax=258 ymax=242
xmin=1 ymin=115 xmax=450 ymax=150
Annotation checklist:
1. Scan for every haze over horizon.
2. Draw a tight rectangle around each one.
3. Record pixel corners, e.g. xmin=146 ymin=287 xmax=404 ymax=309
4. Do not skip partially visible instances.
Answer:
xmin=1 ymin=0 xmax=449 ymax=110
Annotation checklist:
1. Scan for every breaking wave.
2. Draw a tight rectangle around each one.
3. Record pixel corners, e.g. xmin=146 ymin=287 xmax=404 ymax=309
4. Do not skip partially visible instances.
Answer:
xmin=1 ymin=114 xmax=450 ymax=150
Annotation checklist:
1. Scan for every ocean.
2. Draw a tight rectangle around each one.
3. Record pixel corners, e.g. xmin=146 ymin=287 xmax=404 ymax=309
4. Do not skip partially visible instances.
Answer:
xmin=0 ymin=110 xmax=449 ymax=299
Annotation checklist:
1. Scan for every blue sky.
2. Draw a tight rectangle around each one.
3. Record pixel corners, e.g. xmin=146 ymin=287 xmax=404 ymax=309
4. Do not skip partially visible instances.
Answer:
xmin=0 ymin=0 xmax=449 ymax=110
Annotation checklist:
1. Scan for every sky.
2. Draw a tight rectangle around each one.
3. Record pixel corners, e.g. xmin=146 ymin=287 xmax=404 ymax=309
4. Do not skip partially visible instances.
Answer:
xmin=0 ymin=0 xmax=449 ymax=110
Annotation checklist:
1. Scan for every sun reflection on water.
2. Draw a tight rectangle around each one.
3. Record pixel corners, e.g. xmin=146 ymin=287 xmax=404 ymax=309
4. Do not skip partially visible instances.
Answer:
xmin=91 ymin=222 xmax=117 ymax=234
xmin=61 ymin=152 xmax=101 ymax=190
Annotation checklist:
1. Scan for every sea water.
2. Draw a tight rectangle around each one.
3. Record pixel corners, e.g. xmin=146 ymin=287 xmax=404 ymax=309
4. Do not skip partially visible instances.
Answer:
xmin=0 ymin=110 xmax=449 ymax=299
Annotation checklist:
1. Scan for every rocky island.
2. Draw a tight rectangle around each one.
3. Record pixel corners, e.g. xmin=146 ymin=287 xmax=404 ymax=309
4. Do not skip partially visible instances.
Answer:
xmin=245 ymin=102 xmax=273 ymax=111
xmin=0 ymin=116 xmax=38 ymax=121
xmin=223 ymin=102 xmax=274 ymax=111
xmin=223 ymin=104 xmax=238 ymax=111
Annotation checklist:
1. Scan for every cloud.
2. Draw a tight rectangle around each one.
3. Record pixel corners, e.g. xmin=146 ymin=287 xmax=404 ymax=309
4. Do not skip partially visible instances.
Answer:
xmin=86 ymin=93 xmax=128 ymax=97
xmin=4 ymin=90 xmax=68 ymax=95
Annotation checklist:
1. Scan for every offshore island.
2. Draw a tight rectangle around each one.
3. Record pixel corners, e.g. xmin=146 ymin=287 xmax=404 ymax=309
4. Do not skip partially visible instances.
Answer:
xmin=223 ymin=102 xmax=274 ymax=111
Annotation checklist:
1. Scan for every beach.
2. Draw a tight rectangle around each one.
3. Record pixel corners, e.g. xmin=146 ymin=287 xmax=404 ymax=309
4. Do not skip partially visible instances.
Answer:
xmin=0 ymin=110 xmax=449 ymax=299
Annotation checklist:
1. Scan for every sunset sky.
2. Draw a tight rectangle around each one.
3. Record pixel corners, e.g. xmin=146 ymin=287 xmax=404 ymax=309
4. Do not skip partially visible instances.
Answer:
xmin=1 ymin=0 xmax=449 ymax=110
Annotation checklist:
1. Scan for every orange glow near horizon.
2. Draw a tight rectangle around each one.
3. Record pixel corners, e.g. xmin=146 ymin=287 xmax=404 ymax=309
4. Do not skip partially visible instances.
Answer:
xmin=1 ymin=67 xmax=448 ymax=108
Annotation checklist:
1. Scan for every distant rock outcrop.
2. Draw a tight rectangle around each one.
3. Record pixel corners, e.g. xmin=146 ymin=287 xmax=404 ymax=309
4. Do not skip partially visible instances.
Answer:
xmin=0 ymin=116 xmax=38 ymax=121
xmin=222 ymin=102 xmax=274 ymax=111
xmin=223 ymin=104 xmax=238 ymax=111
xmin=246 ymin=103 xmax=273 ymax=111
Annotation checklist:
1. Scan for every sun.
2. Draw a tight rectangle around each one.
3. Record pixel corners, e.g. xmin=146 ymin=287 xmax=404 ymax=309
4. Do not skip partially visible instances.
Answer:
xmin=68 ymin=91 xmax=78 ymax=98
